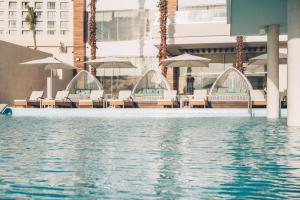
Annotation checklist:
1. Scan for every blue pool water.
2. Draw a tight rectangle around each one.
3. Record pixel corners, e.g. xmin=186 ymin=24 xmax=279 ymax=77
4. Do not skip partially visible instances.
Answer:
xmin=0 ymin=117 xmax=299 ymax=199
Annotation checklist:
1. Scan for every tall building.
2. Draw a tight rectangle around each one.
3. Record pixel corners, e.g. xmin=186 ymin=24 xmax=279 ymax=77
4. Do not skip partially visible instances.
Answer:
xmin=0 ymin=0 xmax=73 ymax=63
xmin=76 ymin=0 xmax=287 ymax=94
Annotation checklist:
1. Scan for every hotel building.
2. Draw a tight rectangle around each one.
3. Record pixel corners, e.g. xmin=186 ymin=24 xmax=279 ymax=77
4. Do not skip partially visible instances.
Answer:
xmin=0 ymin=0 xmax=288 ymax=97
xmin=73 ymin=0 xmax=287 ymax=94
xmin=0 ymin=0 xmax=73 ymax=63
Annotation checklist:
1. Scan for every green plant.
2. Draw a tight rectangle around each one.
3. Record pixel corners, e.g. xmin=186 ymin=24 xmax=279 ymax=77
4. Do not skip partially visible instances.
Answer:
xmin=25 ymin=6 xmax=38 ymax=50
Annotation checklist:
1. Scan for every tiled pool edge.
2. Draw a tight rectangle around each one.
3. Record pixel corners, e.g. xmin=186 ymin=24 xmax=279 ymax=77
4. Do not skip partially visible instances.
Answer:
xmin=11 ymin=108 xmax=287 ymax=118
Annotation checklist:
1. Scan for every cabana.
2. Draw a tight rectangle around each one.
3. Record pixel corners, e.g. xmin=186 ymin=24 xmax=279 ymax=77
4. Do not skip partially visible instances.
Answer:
xmin=132 ymin=69 xmax=172 ymax=108
xmin=208 ymin=67 xmax=253 ymax=108
xmin=66 ymin=70 xmax=103 ymax=104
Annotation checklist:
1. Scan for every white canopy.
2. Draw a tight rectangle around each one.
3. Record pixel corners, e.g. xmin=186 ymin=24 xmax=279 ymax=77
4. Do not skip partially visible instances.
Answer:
xmin=85 ymin=57 xmax=136 ymax=69
xmin=20 ymin=57 xmax=76 ymax=99
xmin=161 ymin=53 xmax=211 ymax=68
xmin=20 ymin=57 xmax=76 ymax=70
xmin=248 ymin=53 xmax=287 ymax=65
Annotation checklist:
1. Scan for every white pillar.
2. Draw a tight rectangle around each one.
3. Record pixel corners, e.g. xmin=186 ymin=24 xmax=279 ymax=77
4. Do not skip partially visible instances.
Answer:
xmin=266 ymin=24 xmax=280 ymax=119
xmin=47 ymin=77 xmax=53 ymax=99
xmin=287 ymin=0 xmax=300 ymax=126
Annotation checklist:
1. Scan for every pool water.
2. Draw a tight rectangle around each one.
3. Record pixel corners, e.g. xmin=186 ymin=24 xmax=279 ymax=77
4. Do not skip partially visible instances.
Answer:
xmin=0 ymin=117 xmax=299 ymax=199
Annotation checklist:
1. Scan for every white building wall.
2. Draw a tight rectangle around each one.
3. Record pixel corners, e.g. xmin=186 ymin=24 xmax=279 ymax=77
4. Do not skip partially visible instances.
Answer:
xmin=0 ymin=0 xmax=73 ymax=64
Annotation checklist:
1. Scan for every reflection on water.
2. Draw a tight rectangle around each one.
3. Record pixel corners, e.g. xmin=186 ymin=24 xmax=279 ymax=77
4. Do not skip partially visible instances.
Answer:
xmin=0 ymin=117 xmax=299 ymax=199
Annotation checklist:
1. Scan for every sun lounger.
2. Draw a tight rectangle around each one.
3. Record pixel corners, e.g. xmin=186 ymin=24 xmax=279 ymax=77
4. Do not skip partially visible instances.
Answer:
xmin=250 ymin=90 xmax=266 ymax=107
xmin=107 ymin=90 xmax=132 ymax=108
xmin=189 ymin=89 xmax=208 ymax=108
xmin=42 ymin=90 xmax=72 ymax=108
xmin=78 ymin=90 xmax=104 ymax=108
xmin=14 ymin=91 xmax=44 ymax=108
xmin=157 ymin=90 xmax=178 ymax=108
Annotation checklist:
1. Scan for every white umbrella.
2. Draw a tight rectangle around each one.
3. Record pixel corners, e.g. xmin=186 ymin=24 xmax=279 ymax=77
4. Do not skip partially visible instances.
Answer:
xmin=20 ymin=57 xmax=76 ymax=99
xmin=161 ymin=53 xmax=211 ymax=68
xmin=248 ymin=53 xmax=287 ymax=65
xmin=85 ymin=57 xmax=136 ymax=94
xmin=162 ymin=53 xmax=211 ymax=94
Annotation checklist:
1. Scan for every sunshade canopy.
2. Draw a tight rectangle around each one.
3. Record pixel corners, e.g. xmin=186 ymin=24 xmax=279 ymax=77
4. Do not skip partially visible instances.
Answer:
xmin=161 ymin=53 xmax=211 ymax=68
xmin=248 ymin=53 xmax=287 ymax=65
xmin=85 ymin=57 xmax=136 ymax=68
xmin=20 ymin=57 xmax=76 ymax=70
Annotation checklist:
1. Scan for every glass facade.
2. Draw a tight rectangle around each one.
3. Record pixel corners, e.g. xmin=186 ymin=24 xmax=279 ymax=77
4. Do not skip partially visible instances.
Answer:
xmin=91 ymin=10 xmax=149 ymax=42
xmin=153 ymin=4 xmax=226 ymax=25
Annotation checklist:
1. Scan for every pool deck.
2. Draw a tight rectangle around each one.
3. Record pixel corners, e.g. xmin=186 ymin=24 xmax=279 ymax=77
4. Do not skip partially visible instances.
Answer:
xmin=11 ymin=108 xmax=287 ymax=118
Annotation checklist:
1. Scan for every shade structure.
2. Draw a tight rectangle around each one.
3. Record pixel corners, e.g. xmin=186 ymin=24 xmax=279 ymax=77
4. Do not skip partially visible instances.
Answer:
xmin=66 ymin=70 xmax=103 ymax=101
xmin=20 ymin=57 xmax=76 ymax=99
xmin=85 ymin=57 xmax=136 ymax=69
xmin=209 ymin=67 xmax=253 ymax=96
xmin=85 ymin=57 xmax=136 ymax=94
xmin=132 ymin=69 xmax=171 ymax=101
xmin=20 ymin=57 xmax=76 ymax=70
xmin=161 ymin=53 xmax=211 ymax=68
xmin=248 ymin=53 xmax=287 ymax=65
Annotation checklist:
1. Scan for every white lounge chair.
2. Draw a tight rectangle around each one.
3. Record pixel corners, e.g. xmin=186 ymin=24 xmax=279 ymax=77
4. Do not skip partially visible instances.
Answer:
xmin=42 ymin=90 xmax=71 ymax=108
xmin=14 ymin=91 xmax=44 ymax=108
xmin=189 ymin=89 xmax=207 ymax=108
xmin=157 ymin=90 xmax=177 ymax=108
xmin=78 ymin=90 xmax=104 ymax=108
xmin=250 ymin=90 xmax=266 ymax=107
xmin=107 ymin=90 xmax=132 ymax=108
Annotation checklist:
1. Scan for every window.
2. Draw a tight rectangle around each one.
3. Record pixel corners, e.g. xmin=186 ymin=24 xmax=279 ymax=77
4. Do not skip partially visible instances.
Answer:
xmin=35 ymin=2 xmax=42 ymax=9
xmin=22 ymin=2 xmax=29 ymax=9
xmin=36 ymin=30 xmax=43 ymax=35
xmin=0 ymin=30 xmax=3 ymax=35
xmin=47 ymin=21 xmax=55 ymax=28
xmin=9 ymin=11 xmax=17 ymax=19
xmin=36 ymin=11 xmax=42 ymax=19
xmin=94 ymin=10 xmax=149 ymax=41
xmin=47 ymin=11 xmax=56 ymax=19
xmin=60 ymin=2 xmax=68 ymax=10
xmin=60 ymin=11 xmax=68 ymax=19
xmin=9 ymin=30 xmax=17 ymax=35
xmin=8 ymin=20 xmax=16 ymax=28
xmin=22 ymin=30 xmax=30 ymax=35
xmin=47 ymin=30 xmax=55 ymax=35
xmin=36 ymin=21 xmax=43 ymax=28
xmin=9 ymin=1 xmax=17 ymax=9
xmin=60 ymin=21 xmax=68 ymax=29
xmin=22 ymin=21 xmax=28 ymax=28
xmin=0 ymin=11 xmax=4 ymax=18
xmin=22 ymin=11 xmax=28 ymax=18
xmin=0 ymin=1 xmax=4 ymax=9
xmin=60 ymin=30 xmax=68 ymax=35
xmin=47 ymin=2 xmax=55 ymax=9
xmin=0 ymin=20 xmax=4 ymax=28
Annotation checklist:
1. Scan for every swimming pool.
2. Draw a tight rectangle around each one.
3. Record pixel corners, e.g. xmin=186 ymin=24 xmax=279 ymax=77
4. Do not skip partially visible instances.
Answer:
xmin=0 ymin=117 xmax=299 ymax=199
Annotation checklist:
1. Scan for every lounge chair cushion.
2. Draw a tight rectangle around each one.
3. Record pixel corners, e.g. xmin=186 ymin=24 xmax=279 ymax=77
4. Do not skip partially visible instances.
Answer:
xmin=90 ymin=90 xmax=104 ymax=101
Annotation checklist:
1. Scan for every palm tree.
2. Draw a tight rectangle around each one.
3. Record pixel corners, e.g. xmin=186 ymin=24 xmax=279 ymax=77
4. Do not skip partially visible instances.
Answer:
xmin=236 ymin=36 xmax=244 ymax=73
xmin=25 ymin=6 xmax=38 ymax=50
xmin=88 ymin=0 xmax=97 ymax=76
xmin=158 ymin=0 xmax=168 ymax=77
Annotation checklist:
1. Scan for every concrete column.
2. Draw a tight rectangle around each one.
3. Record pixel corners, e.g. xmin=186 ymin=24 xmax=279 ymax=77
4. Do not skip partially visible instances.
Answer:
xmin=287 ymin=0 xmax=300 ymax=126
xmin=266 ymin=24 xmax=280 ymax=119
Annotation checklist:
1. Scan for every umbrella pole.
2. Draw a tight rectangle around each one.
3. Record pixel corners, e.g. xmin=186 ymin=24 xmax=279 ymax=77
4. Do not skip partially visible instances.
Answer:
xmin=50 ymin=69 xmax=53 ymax=99
xmin=111 ymin=69 xmax=113 ymax=95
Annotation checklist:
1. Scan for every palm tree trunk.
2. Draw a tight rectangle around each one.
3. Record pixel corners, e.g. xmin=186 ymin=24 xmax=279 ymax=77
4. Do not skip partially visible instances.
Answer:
xmin=88 ymin=0 xmax=97 ymax=76
xmin=158 ymin=0 xmax=168 ymax=77
xmin=236 ymin=36 xmax=244 ymax=74
xmin=33 ymin=30 xmax=37 ymax=50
